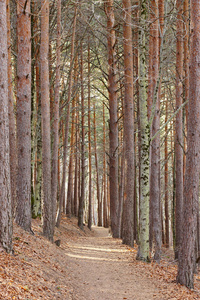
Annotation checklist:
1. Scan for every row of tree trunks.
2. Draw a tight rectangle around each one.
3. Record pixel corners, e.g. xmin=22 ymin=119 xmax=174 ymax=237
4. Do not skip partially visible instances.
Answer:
xmin=57 ymin=3 xmax=78 ymax=227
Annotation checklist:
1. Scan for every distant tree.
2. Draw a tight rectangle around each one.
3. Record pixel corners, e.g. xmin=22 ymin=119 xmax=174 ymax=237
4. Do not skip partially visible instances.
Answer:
xmin=15 ymin=0 xmax=32 ymax=232
xmin=102 ymin=104 xmax=108 ymax=228
xmin=40 ymin=0 xmax=53 ymax=241
xmin=78 ymin=42 xmax=85 ymax=231
xmin=0 ymin=0 xmax=13 ymax=253
xmin=177 ymin=0 xmax=200 ymax=289
xmin=57 ymin=3 xmax=78 ymax=227
xmin=94 ymin=103 xmax=102 ymax=227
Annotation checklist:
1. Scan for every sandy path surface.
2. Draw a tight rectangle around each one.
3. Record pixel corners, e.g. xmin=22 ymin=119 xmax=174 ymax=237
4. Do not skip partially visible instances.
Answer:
xmin=64 ymin=226 xmax=162 ymax=300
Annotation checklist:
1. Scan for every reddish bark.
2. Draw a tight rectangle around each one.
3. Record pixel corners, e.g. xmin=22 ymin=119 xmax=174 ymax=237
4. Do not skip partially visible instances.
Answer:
xmin=15 ymin=0 xmax=32 ymax=232
xmin=0 ymin=0 xmax=13 ymax=253
xmin=105 ymin=0 xmax=120 ymax=238
xmin=7 ymin=0 xmax=17 ymax=215
xmin=177 ymin=0 xmax=200 ymax=288
xmin=51 ymin=0 xmax=61 ymax=228
xmin=122 ymin=0 xmax=135 ymax=247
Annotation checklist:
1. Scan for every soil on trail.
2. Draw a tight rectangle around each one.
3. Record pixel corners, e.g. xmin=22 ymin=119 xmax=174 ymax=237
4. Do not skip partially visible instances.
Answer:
xmin=65 ymin=226 xmax=159 ymax=300
xmin=0 ymin=216 xmax=200 ymax=299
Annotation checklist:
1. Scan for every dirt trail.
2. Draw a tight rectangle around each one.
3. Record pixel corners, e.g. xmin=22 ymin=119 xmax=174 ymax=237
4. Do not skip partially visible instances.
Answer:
xmin=64 ymin=226 xmax=161 ymax=300
xmin=1 ymin=217 xmax=199 ymax=299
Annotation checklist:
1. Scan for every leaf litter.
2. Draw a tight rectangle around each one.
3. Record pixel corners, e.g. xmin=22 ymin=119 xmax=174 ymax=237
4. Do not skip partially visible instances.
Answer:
xmin=0 ymin=216 xmax=199 ymax=299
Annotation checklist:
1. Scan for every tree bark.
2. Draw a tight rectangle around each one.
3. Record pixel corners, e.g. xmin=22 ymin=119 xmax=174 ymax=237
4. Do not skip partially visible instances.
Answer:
xmin=177 ymin=0 xmax=200 ymax=288
xmin=51 ymin=0 xmax=61 ymax=228
xmin=164 ymin=98 xmax=169 ymax=248
xmin=78 ymin=42 xmax=85 ymax=231
xmin=15 ymin=0 xmax=32 ymax=232
xmin=183 ymin=0 xmax=189 ymax=182
xmin=105 ymin=0 xmax=120 ymax=238
xmin=93 ymin=103 xmax=102 ymax=227
xmin=175 ymin=0 xmax=184 ymax=260
xmin=74 ymin=97 xmax=79 ymax=217
xmin=103 ymin=104 xmax=108 ymax=228
xmin=137 ymin=0 xmax=150 ymax=261
xmin=0 ymin=0 xmax=13 ymax=253
xmin=149 ymin=0 xmax=162 ymax=262
xmin=66 ymin=98 xmax=75 ymax=217
xmin=88 ymin=38 xmax=92 ymax=230
xmin=7 ymin=0 xmax=17 ymax=216
xmin=41 ymin=0 xmax=53 ymax=241
xmin=122 ymin=0 xmax=135 ymax=247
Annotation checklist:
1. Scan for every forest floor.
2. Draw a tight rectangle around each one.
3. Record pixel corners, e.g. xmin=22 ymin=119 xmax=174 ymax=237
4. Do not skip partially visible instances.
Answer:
xmin=0 ymin=216 xmax=200 ymax=299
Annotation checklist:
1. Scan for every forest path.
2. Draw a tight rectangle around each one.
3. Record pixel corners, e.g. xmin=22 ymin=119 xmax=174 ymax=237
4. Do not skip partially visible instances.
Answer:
xmin=64 ymin=226 xmax=162 ymax=300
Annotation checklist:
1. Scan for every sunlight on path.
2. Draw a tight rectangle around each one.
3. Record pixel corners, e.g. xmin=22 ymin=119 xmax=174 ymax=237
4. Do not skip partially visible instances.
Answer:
xmin=64 ymin=226 xmax=163 ymax=300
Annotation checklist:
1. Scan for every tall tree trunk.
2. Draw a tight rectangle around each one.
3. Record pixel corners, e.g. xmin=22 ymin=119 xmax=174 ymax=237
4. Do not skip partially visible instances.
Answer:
xmin=177 ymin=0 xmax=200 ymax=288
xmin=136 ymin=0 xmax=150 ymax=261
xmin=78 ymin=42 xmax=85 ymax=230
xmin=88 ymin=39 xmax=92 ymax=230
xmin=175 ymin=0 xmax=184 ymax=260
xmin=183 ymin=0 xmax=189 ymax=182
xmin=7 ymin=0 xmax=17 ymax=216
xmin=41 ymin=0 xmax=53 ymax=241
xmin=149 ymin=0 xmax=162 ymax=262
xmin=0 ymin=0 xmax=13 ymax=252
xmin=105 ymin=0 xmax=120 ymax=238
xmin=183 ymin=0 xmax=189 ymax=126
xmin=66 ymin=98 xmax=75 ymax=217
xmin=32 ymin=0 xmax=41 ymax=219
xmin=15 ymin=0 xmax=32 ymax=232
xmin=164 ymin=98 xmax=169 ymax=248
xmin=122 ymin=0 xmax=135 ymax=247
xmin=103 ymin=104 xmax=108 ymax=228
xmin=74 ymin=109 xmax=79 ymax=217
xmin=51 ymin=0 xmax=61 ymax=228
